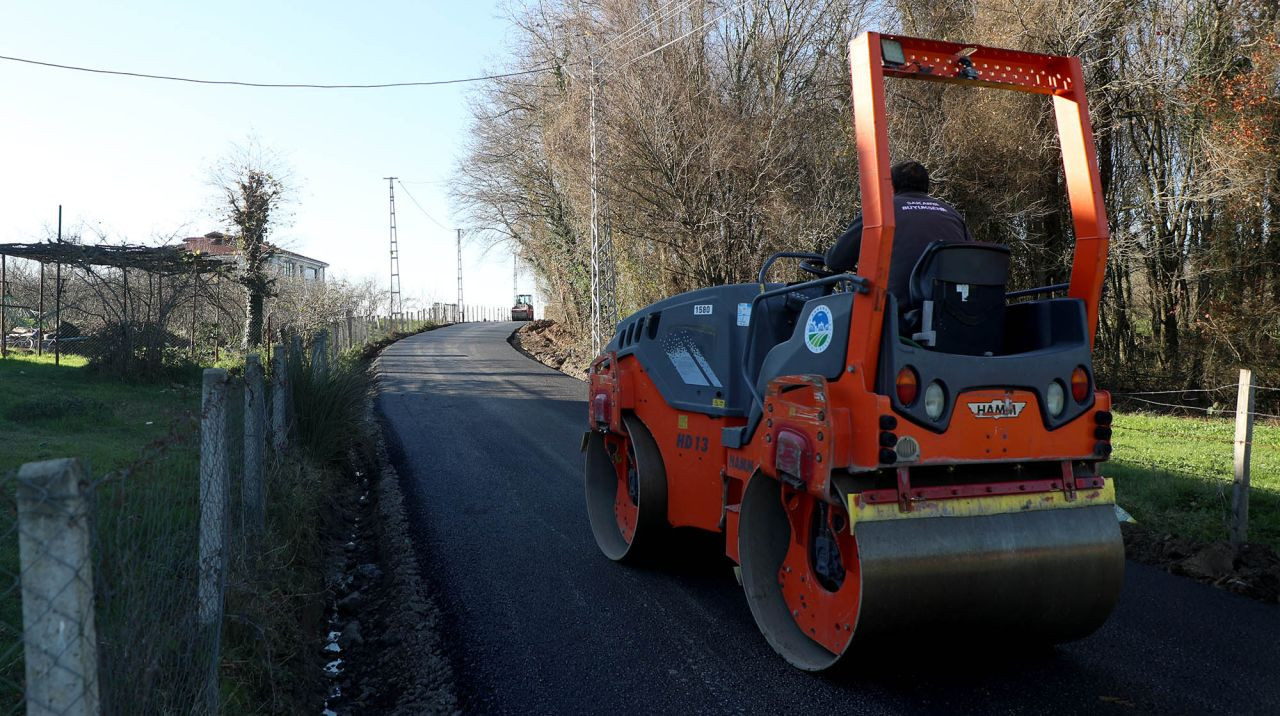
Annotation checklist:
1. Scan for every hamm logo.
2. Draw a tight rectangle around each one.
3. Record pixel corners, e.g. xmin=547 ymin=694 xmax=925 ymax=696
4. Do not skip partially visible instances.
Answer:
xmin=804 ymin=305 xmax=834 ymax=354
xmin=967 ymin=398 xmax=1027 ymax=419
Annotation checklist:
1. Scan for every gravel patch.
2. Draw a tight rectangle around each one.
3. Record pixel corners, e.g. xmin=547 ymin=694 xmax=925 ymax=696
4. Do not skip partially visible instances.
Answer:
xmin=321 ymin=434 xmax=459 ymax=715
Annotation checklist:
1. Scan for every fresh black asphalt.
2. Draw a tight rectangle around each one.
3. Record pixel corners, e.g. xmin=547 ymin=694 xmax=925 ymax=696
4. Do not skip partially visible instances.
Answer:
xmin=376 ymin=322 xmax=1280 ymax=715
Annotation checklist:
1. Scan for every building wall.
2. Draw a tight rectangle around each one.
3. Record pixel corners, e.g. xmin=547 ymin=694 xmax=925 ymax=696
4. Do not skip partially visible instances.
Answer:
xmin=270 ymin=255 xmax=326 ymax=282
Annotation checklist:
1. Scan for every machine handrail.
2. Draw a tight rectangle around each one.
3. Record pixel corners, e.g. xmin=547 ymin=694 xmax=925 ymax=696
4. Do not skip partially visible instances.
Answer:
xmin=740 ymin=273 xmax=870 ymax=424
xmin=757 ymin=252 xmax=827 ymax=284
xmin=1005 ymin=282 xmax=1070 ymax=300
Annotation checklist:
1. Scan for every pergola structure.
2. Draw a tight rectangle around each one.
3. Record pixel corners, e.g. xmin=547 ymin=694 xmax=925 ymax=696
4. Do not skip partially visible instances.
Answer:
xmin=0 ymin=241 xmax=231 ymax=363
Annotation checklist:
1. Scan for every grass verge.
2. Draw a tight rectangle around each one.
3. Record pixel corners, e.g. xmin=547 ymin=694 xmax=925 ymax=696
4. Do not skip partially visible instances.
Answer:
xmin=0 ymin=356 xmax=202 ymax=710
xmin=1107 ymin=411 xmax=1280 ymax=551
xmin=0 ymin=344 xmax=378 ymax=712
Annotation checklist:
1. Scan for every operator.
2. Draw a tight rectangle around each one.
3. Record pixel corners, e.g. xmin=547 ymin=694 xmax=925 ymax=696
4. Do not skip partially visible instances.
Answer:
xmin=825 ymin=161 xmax=972 ymax=305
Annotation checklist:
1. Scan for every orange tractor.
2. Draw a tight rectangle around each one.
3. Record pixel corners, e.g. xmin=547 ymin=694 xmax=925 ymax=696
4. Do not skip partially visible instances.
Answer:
xmin=584 ymin=32 xmax=1123 ymax=670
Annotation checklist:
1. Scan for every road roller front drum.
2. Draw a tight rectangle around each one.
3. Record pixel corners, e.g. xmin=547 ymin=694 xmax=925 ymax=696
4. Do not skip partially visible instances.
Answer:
xmin=738 ymin=472 xmax=1126 ymax=670
xmin=584 ymin=415 xmax=668 ymax=562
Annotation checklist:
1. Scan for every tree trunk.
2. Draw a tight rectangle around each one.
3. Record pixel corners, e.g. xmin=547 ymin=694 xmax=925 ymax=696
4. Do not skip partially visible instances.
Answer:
xmin=244 ymin=289 xmax=264 ymax=350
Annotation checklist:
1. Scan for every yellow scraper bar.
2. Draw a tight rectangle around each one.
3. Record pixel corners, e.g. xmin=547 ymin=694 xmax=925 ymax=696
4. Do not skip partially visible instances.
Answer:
xmin=848 ymin=480 xmax=1115 ymax=534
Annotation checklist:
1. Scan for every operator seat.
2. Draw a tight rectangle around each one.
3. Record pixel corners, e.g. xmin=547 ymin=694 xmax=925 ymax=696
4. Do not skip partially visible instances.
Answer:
xmin=902 ymin=241 xmax=1011 ymax=356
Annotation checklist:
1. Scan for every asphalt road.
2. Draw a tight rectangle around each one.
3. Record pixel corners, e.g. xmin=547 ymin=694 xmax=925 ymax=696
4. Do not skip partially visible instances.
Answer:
xmin=376 ymin=322 xmax=1280 ymax=715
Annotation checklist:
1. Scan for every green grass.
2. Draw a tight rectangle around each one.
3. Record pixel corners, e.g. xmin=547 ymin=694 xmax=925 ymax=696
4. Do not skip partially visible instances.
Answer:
xmin=1107 ymin=411 xmax=1280 ymax=550
xmin=0 ymin=350 xmax=90 ymax=368
xmin=1 ymin=355 xmax=203 ymax=710
xmin=1 ymin=343 xmax=372 ymax=711
xmin=0 ymin=355 xmax=200 ymax=474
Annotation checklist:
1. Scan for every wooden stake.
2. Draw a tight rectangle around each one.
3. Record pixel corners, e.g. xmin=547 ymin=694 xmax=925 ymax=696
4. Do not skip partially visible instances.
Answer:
xmin=1231 ymin=368 xmax=1255 ymax=545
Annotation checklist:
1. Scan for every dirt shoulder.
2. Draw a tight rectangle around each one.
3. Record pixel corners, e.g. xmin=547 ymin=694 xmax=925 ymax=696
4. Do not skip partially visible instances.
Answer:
xmin=509 ymin=320 xmax=591 ymax=380
xmin=321 ymin=434 xmax=459 ymax=715
xmin=1121 ymin=523 xmax=1280 ymax=604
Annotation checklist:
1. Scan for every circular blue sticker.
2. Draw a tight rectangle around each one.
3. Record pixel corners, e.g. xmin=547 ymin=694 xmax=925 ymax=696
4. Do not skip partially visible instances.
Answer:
xmin=804 ymin=305 xmax=833 ymax=353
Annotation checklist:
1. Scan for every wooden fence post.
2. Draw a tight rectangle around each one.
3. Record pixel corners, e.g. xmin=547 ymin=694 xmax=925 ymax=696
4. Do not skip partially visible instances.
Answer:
xmin=1223 ymin=368 xmax=1254 ymax=543
xmin=17 ymin=458 xmax=100 ymax=716
xmin=1231 ymin=368 xmax=1255 ymax=545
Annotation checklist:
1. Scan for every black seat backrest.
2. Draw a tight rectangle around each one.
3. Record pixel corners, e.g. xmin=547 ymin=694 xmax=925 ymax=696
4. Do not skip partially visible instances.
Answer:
xmin=907 ymin=241 xmax=1011 ymax=356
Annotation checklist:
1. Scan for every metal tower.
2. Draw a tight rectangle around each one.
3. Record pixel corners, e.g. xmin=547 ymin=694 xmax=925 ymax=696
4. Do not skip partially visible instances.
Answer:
xmin=384 ymin=177 xmax=403 ymax=320
xmin=456 ymin=228 xmax=464 ymax=322
xmin=588 ymin=62 xmax=619 ymax=352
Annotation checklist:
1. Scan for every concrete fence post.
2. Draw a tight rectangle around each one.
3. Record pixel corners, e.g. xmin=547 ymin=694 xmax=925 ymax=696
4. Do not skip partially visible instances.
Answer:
xmin=290 ymin=334 xmax=302 ymax=365
xmin=243 ymin=354 xmax=266 ymax=538
xmin=312 ymin=329 xmax=329 ymax=378
xmin=271 ymin=344 xmax=288 ymax=456
xmin=198 ymin=368 xmax=230 ymax=714
xmin=1231 ymin=367 xmax=1256 ymax=545
xmin=17 ymin=458 xmax=100 ymax=716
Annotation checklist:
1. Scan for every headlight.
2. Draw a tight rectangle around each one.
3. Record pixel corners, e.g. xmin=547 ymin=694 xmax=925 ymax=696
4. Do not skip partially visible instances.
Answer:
xmin=1047 ymin=381 xmax=1066 ymax=417
xmin=924 ymin=381 xmax=946 ymax=420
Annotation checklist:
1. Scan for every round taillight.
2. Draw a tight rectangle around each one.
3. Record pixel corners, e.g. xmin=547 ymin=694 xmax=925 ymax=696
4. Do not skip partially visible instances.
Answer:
xmin=1046 ymin=381 xmax=1066 ymax=417
xmin=923 ymin=381 xmax=946 ymax=420
xmin=1071 ymin=366 xmax=1090 ymax=402
xmin=896 ymin=366 xmax=919 ymax=405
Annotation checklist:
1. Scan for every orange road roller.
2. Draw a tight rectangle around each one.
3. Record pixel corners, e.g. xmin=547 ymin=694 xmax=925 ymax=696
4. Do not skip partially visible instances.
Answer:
xmin=584 ymin=32 xmax=1123 ymax=670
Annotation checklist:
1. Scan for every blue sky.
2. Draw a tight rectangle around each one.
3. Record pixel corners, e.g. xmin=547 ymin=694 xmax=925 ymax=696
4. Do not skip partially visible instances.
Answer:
xmin=0 ymin=0 xmax=527 ymax=309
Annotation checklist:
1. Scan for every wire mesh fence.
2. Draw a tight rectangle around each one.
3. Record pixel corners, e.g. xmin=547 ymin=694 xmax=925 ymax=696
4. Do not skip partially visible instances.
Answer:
xmin=0 ymin=296 xmax=529 ymax=711
xmin=0 ymin=346 xmax=295 ymax=714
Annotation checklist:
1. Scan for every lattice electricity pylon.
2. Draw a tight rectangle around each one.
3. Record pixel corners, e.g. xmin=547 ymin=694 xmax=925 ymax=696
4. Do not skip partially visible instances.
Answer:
xmin=384 ymin=177 xmax=403 ymax=320
xmin=597 ymin=216 xmax=620 ymax=342
xmin=587 ymin=62 xmax=622 ymax=353
xmin=456 ymin=229 xmax=464 ymax=320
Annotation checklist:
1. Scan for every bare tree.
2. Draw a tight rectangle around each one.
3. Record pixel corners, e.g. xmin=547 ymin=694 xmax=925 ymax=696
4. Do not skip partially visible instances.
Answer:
xmin=456 ymin=0 xmax=1280 ymax=401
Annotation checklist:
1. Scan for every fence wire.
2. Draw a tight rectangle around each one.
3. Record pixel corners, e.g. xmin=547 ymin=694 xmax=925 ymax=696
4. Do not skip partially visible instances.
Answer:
xmin=0 ymin=364 xmax=269 ymax=714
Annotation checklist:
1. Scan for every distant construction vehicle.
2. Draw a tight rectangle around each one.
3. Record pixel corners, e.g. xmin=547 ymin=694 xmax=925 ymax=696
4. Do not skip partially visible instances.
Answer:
xmin=584 ymin=32 xmax=1122 ymax=670
xmin=511 ymin=294 xmax=534 ymax=321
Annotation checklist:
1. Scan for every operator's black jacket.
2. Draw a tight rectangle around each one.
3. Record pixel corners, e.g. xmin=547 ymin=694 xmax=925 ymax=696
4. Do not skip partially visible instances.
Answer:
xmin=825 ymin=191 xmax=972 ymax=305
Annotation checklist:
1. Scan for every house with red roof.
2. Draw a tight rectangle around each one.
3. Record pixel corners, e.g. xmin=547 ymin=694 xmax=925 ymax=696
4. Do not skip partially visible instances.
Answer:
xmin=182 ymin=232 xmax=328 ymax=281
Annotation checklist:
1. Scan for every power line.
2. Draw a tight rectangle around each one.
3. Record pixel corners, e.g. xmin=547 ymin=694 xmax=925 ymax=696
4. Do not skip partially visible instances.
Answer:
xmin=0 ymin=1 xmax=739 ymax=92
xmin=0 ymin=52 xmax=561 ymax=89
xmin=395 ymin=181 xmax=449 ymax=230
xmin=614 ymin=0 xmax=751 ymax=72
xmin=597 ymin=0 xmax=697 ymax=57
